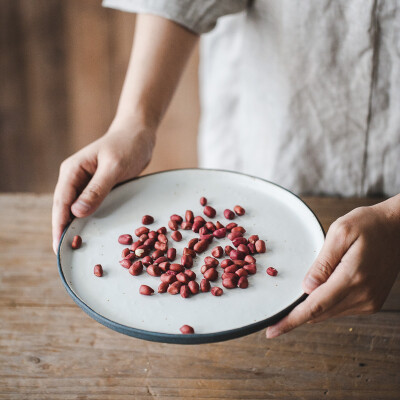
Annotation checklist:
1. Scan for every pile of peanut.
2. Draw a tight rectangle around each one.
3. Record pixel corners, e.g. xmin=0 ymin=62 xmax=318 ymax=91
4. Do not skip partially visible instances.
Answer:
xmin=71 ymin=196 xmax=278 ymax=334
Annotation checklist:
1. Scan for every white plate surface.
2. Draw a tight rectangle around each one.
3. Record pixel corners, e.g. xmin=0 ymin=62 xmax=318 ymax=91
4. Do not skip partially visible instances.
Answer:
xmin=59 ymin=169 xmax=324 ymax=337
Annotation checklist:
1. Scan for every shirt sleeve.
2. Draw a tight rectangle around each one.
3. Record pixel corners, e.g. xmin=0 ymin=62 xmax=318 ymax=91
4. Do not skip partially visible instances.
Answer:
xmin=102 ymin=0 xmax=248 ymax=34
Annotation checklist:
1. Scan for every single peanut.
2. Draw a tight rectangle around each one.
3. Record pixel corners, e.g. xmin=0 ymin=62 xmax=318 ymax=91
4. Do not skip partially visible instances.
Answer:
xmin=185 ymin=210 xmax=194 ymax=223
xmin=161 ymin=272 xmax=176 ymax=284
xmin=71 ymin=235 xmax=82 ymax=249
xmin=181 ymin=254 xmax=193 ymax=268
xmin=94 ymin=264 xmax=103 ymax=277
xmin=200 ymin=196 xmax=207 ymax=206
xmin=233 ymin=260 xmax=247 ymax=267
xmin=130 ymin=241 xmax=141 ymax=252
xmin=144 ymin=238 xmax=155 ymax=247
xmin=181 ymin=222 xmax=192 ymax=230
xmin=170 ymin=214 xmax=183 ymax=224
xmin=204 ymin=256 xmax=219 ymax=267
xmin=154 ymin=241 xmax=168 ymax=252
xmin=158 ymin=233 xmax=168 ymax=244
xmin=135 ymin=245 xmax=150 ymax=258
xmin=201 ymin=264 xmax=211 ymax=274
xmin=226 ymin=222 xmax=238 ymax=231
xmin=129 ymin=261 xmax=143 ymax=276
xmin=167 ymin=281 xmax=182 ymax=295
xmin=222 ymin=278 xmax=237 ymax=289
xmin=152 ymin=250 xmax=164 ymax=259
xmin=170 ymin=263 xmax=184 ymax=273
xmin=194 ymin=215 xmax=206 ymax=224
xmin=158 ymin=261 xmax=170 ymax=272
xmin=235 ymin=268 xmax=248 ymax=277
xmin=237 ymin=244 xmax=249 ymax=255
xmin=224 ymin=264 xmax=238 ymax=274
xmin=180 ymin=284 xmax=190 ymax=298
xmin=139 ymin=285 xmax=154 ymax=295
xmin=203 ymin=268 xmax=218 ymax=281
xmin=148 ymin=230 xmax=158 ymax=239
xmin=142 ymin=215 xmax=154 ymax=225
xmin=135 ymin=227 xmax=149 ymax=237
xmin=188 ymin=280 xmax=199 ymax=294
xmin=247 ymin=243 xmax=256 ymax=254
xmin=255 ymin=240 xmax=266 ymax=253
xmin=232 ymin=226 xmax=246 ymax=234
xmin=200 ymin=278 xmax=210 ymax=292
xmin=211 ymin=287 xmax=223 ymax=296
xmin=205 ymin=221 xmax=216 ymax=232
xmin=215 ymin=221 xmax=225 ymax=229
xmin=183 ymin=247 xmax=196 ymax=258
xmin=138 ymin=233 xmax=148 ymax=243
xmin=157 ymin=227 xmax=167 ymax=234
xmin=238 ymin=276 xmax=249 ymax=288
xmin=224 ymin=209 xmax=235 ymax=220
xmin=266 ymin=267 xmax=278 ymax=276
xmin=244 ymin=255 xmax=256 ymax=264
xmin=192 ymin=221 xmax=203 ymax=233
xmin=229 ymin=249 xmax=245 ymax=260
xmin=244 ymin=263 xmax=257 ymax=275
xmin=158 ymin=281 xmax=169 ymax=293
xmin=180 ymin=324 xmax=194 ymax=334
xmin=168 ymin=220 xmax=179 ymax=231
xmin=154 ymin=256 xmax=167 ymax=265
xmin=248 ymin=235 xmax=259 ymax=244
xmin=185 ymin=270 xmax=196 ymax=281
xmin=177 ymin=272 xmax=189 ymax=284
xmin=228 ymin=231 xmax=243 ymax=241
xmin=221 ymin=272 xmax=238 ymax=281
xmin=200 ymin=234 xmax=214 ymax=243
xmin=121 ymin=248 xmax=131 ymax=258
xmin=213 ymin=228 xmax=227 ymax=239
xmin=171 ymin=231 xmax=182 ymax=242
xmin=147 ymin=264 xmax=161 ymax=277
xmin=220 ymin=259 xmax=234 ymax=269
xmin=211 ymin=246 xmax=223 ymax=258
xmin=118 ymin=234 xmax=132 ymax=245
xmin=203 ymin=205 xmax=216 ymax=218
xmin=119 ymin=259 xmax=132 ymax=269
xmin=232 ymin=237 xmax=248 ymax=247
xmin=234 ymin=205 xmax=245 ymax=216
xmin=199 ymin=226 xmax=209 ymax=236
xmin=167 ymin=247 xmax=176 ymax=261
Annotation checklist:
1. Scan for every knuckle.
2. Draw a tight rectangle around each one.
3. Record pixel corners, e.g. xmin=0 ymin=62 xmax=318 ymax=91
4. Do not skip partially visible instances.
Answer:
xmin=314 ymin=257 xmax=335 ymax=279
xmin=331 ymin=218 xmax=354 ymax=241
xmin=309 ymin=302 xmax=324 ymax=320
xmin=85 ymin=183 xmax=103 ymax=200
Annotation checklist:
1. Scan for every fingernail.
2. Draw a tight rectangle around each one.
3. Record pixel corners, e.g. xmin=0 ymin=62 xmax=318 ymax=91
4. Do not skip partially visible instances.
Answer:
xmin=266 ymin=326 xmax=281 ymax=339
xmin=72 ymin=200 xmax=90 ymax=214
xmin=303 ymin=275 xmax=320 ymax=293
xmin=53 ymin=240 xmax=58 ymax=254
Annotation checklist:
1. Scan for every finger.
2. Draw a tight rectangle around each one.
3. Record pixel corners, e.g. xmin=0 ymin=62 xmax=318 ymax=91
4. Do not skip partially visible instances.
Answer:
xmin=302 ymin=220 xmax=358 ymax=293
xmin=70 ymin=163 xmax=118 ymax=218
xmin=307 ymin=294 xmax=356 ymax=324
xmin=266 ymin=268 xmax=350 ymax=338
xmin=52 ymin=166 xmax=90 ymax=254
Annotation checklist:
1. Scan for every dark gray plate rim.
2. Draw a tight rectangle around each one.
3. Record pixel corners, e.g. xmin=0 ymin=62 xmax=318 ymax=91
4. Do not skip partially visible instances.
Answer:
xmin=57 ymin=168 xmax=325 ymax=344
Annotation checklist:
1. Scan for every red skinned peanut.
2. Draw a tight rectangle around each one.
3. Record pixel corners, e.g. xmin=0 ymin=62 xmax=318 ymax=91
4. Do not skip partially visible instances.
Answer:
xmin=118 ymin=234 xmax=132 ymax=245
xmin=211 ymin=287 xmax=223 ymax=296
xmin=238 ymin=276 xmax=249 ymax=288
xmin=200 ymin=197 xmax=207 ymax=206
xmin=94 ymin=264 xmax=103 ymax=277
xmin=158 ymin=281 xmax=169 ymax=293
xmin=267 ymin=267 xmax=278 ymax=276
xmin=167 ymin=248 xmax=176 ymax=261
xmin=139 ymin=285 xmax=154 ymax=295
xmin=234 ymin=205 xmax=245 ymax=216
xmin=71 ymin=235 xmax=82 ymax=249
xmin=142 ymin=215 xmax=154 ymax=225
xmin=203 ymin=206 xmax=216 ymax=218
xmin=188 ymin=280 xmax=199 ymax=294
xmin=180 ymin=324 xmax=194 ymax=334
xmin=224 ymin=209 xmax=235 ymax=220
xmin=200 ymin=279 xmax=210 ymax=292
xmin=211 ymin=246 xmax=223 ymax=258
xmin=129 ymin=261 xmax=143 ymax=276
xmin=135 ymin=227 xmax=149 ymax=237
xmin=203 ymin=268 xmax=218 ymax=281
xmin=255 ymin=240 xmax=266 ymax=253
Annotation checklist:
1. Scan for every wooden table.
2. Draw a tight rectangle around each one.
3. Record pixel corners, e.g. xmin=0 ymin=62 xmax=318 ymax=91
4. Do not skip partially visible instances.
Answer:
xmin=1 ymin=194 xmax=399 ymax=399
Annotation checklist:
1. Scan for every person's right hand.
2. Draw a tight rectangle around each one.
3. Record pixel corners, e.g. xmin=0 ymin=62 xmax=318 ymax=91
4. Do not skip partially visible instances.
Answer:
xmin=52 ymin=125 xmax=155 ymax=254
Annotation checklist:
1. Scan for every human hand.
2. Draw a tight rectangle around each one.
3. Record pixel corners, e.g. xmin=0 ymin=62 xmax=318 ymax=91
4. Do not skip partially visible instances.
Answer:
xmin=52 ymin=124 xmax=155 ymax=254
xmin=266 ymin=199 xmax=400 ymax=338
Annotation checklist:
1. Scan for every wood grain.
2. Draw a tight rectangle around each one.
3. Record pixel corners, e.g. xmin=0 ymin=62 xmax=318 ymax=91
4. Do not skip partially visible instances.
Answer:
xmin=0 ymin=194 xmax=399 ymax=399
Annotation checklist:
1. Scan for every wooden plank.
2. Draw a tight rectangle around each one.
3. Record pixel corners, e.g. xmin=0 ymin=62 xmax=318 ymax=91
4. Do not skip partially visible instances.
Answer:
xmin=0 ymin=194 xmax=399 ymax=399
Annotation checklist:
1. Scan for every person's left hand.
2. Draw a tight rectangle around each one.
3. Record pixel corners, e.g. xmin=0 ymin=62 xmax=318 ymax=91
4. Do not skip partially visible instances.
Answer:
xmin=266 ymin=199 xmax=400 ymax=339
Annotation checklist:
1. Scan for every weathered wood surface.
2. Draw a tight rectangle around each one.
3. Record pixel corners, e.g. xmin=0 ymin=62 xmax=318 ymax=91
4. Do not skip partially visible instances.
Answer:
xmin=0 ymin=194 xmax=399 ymax=399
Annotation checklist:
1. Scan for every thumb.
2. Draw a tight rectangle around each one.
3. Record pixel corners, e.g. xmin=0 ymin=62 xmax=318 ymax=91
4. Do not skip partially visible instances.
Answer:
xmin=302 ymin=219 xmax=357 ymax=293
xmin=71 ymin=164 xmax=118 ymax=218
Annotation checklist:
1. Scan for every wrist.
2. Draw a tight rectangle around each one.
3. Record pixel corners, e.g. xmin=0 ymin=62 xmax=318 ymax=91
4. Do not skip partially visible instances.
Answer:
xmin=373 ymin=194 xmax=400 ymax=231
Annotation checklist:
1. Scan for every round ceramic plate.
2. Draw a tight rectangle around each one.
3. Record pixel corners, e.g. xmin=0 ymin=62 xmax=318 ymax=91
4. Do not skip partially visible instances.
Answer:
xmin=58 ymin=169 xmax=325 ymax=344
